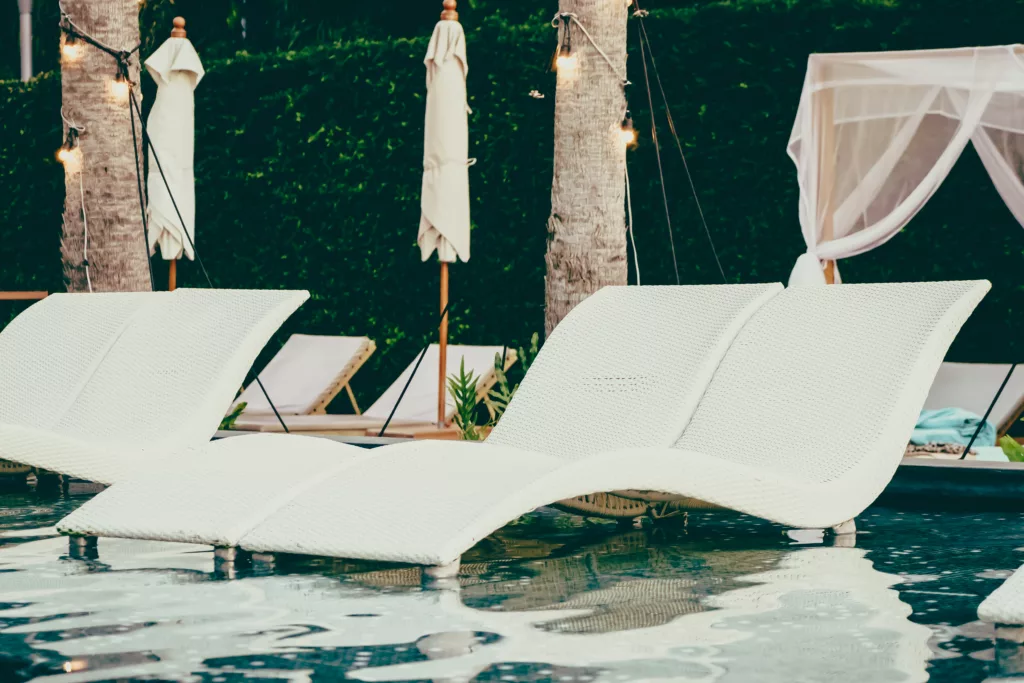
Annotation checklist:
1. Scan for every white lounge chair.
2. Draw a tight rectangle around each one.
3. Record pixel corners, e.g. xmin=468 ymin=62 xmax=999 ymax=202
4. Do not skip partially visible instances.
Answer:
xmin=979 ymin=564 xmax=1024 ymax=641
xmin=923 ymin=362 xmax=1024 ymax=437
xmin=16 ymin=281 xmax=991 ymax=572
xmin=229 ymin=344 xmax=517 ymax=435
xmin=231 ymin=334 xmax=376 ymax=417
xmin=0 ymin=289 xmax=308 ymax=483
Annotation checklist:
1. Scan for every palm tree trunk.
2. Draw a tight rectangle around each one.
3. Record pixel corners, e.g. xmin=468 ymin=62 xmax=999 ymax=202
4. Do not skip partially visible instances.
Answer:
xmin=60 ymin=0 xmax=151 ymax=293
xmin=545 ymin=0 xmax=628 ymax=336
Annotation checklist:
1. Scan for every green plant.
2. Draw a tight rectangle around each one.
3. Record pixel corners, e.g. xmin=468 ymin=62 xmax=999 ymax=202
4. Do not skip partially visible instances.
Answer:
xmin=1000 ymin=434 xmax=1024 ymax=463
xmin=220 ymin=401 xmax=247 ymax=430
xmin=448 ymin=359 xmax=483 ymax=441
xmin=485 ymin=332 xmax=540 ymax=425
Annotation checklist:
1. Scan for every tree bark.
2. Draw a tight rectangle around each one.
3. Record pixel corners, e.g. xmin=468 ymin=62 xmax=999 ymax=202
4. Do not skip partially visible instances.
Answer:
xmin=60 ymin=0 xmax=150 ymax=293
xmin=545 ymin=0 xmax=628 ymax=337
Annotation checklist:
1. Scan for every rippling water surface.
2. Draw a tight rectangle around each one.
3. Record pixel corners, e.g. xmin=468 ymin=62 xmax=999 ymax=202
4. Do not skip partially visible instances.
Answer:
xmin=1 ymin=489 xmax=1022 ymax=682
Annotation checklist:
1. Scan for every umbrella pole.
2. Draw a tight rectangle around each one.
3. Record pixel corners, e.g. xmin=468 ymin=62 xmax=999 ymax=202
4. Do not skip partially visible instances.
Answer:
xmin=165 ymin=18 xmax=188 ymax=294
xmin=438 ymin=261 xmax=449 ymax=427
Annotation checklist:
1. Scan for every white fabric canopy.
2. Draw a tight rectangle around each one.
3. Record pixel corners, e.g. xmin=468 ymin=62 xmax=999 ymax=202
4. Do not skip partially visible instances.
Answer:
xmin=145 ymin=37 xmax=204 ymax=261
xmin=418 ymin=20 xmax=472 ymax=264
xmin=788 ymin=45 xmax=1024 ymax=285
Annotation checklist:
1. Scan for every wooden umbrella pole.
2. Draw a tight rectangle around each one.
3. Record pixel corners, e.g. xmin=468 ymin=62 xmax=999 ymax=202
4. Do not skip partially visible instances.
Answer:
xmin=438 ymin=261 xmax=449 ymax=427
xmin=167 ymin=18 xmax=186 ymax=294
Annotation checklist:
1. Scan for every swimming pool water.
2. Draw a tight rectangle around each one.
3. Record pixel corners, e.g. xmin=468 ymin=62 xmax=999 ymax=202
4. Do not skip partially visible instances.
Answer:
xmin=0 ymin=489 xmax=1022 ymax=682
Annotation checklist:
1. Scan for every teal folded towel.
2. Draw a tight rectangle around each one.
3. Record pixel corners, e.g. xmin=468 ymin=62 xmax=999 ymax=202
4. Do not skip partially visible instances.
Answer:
xmin=911 ymin=407 xmax=996 ymax=447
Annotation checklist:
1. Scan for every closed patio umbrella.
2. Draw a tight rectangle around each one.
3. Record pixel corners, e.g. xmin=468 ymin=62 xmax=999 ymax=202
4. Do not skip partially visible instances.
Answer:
xmin=145 ymin=17 xmax=204 ymax=290
xmin=419 ymin=0 xmax=472 ymax=427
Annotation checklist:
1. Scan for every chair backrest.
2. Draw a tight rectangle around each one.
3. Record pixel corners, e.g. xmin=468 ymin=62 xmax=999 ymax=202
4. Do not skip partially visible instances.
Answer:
xmin=0 ymin=292 xmax=154 ymax=430
xmin=923 ymin=362 xmax=1024 ymax=434
xmin=363 ymin=344 xmax=517 ymax=422
xmin=487 ymin=284 xmax=783 ymax=459
xmin=0 ymin=289 xmax=309 ymax=449
xmin=235 ymin=334 xmax=376 ymax=415
xmin=674 ymin=281 xmax=990 ymax=487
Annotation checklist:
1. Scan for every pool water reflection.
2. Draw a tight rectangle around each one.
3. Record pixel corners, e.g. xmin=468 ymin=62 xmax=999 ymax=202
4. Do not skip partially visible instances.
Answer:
xmin=0 ymin=491 xmax=1022 ymax=682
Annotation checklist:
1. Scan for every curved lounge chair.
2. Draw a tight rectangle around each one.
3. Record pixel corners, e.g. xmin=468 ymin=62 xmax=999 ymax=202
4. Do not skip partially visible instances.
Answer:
xmin=979 ymin=565 xmax=1024 ymax=637
xmin=47 ymin=281 xmax=991 ymax=570
xmin=0 ymin=289 xmax=308 ymax=483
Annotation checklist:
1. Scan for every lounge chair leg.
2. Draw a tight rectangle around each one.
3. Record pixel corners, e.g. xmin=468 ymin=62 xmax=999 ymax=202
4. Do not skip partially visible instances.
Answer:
xmin=214 ymin=546 xmax=241 ymax=563
xmin=424 ymin=559 xmax=460 ymax=580
xmin=251 ymin=552 xmax=276 ymax=569
xmin=996 ymin=624 xmax=1024 ymax=645
xmin=67 ymin=535 xmax=98 ymax=560
xmin=831 ymin=519 xmax=857 ymax=536
xmin=214 ymin=563 xmax=238 ymax=580
xmin=345 ymin=384 xmax=362 ymax=415
xmin=213 ymin=546 xmax=250 ymax=579
xmin=36 ymin=470 xmax=63 ymax=497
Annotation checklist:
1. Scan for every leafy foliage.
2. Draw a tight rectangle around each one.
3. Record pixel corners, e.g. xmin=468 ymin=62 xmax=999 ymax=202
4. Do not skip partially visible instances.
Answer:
xmin=485 ymin=332 xmax=540 ymax=424
xmin=448 ymin=358 xmax=483 ymax=441
xmin=2 ymin=0 xmax=1024 ymax=412
xmin=1000 ymin=434 xmax=1024 ymax=462
xmin=220 ymin=401 xmax=247 ymax=430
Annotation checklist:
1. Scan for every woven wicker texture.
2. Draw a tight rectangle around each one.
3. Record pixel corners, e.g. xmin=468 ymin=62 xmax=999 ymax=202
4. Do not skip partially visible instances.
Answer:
xmin=979 ymin=564 xmax=1024 ymax=625
xmin=0 ymin=293 xmax=152 ymax=429
xmin=488 ymin=284 xmax=782 ymax=458
xmin=238 ymin=440 xmax=565 ymax=564
xmin=57 ymin=434 xmax=371 ymax=546
xmin=55 ymin=289 xmax=309 ymax=448
xmin=676 ymin=281 xmax=989 ymax=486
xmin=0 ymin=422 xmax=143 ymax=485
xmin=0 ymin=289 xmax=308 ymax=480
xmin=56 ymin=281 xmax=989 ymax=566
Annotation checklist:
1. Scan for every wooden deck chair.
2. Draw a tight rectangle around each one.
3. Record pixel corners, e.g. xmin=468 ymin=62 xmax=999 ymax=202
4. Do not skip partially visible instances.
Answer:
xmin=922 ymin=362 xmax=1024 ymax=437
xmin=229 ymin=344 xmax=517 ymax=435
xmin=232 ymin=334 xmax=376 ymax=417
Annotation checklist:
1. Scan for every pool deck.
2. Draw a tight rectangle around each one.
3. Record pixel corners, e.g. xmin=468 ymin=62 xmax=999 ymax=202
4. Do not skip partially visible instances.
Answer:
xmin=882 ymin=458 xmax=1024 ymax=508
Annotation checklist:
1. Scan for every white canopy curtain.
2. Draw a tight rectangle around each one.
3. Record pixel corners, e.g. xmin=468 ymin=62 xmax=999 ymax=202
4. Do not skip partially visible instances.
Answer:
xmin=787 ymin=45 xmax=1024 ymax=286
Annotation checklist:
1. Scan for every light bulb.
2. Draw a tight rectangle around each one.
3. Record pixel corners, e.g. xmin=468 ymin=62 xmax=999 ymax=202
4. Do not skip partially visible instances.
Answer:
xmin=556 ymin=50 xmax=579 ymax=79
xmin=57 ymin=146 xmax=82 ymax=173
xmin=109 ymin=74 xmax=130 ymax=102
xmin=61 ymin=39 xmax=82 ymax=61
xmin=619 ymin=117 xmax=637 ymax=149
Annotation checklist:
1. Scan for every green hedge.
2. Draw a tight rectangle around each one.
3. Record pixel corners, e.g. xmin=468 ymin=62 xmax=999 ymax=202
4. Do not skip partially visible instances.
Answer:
xmin=3 ymin=0 xmax=1024 ymax=408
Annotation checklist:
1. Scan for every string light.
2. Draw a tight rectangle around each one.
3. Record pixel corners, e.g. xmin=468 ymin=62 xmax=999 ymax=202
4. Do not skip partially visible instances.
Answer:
xmin=552 ymin=15 xmax=579 ymax=79
xmin=619 ymin=115 xmax=638 ymax=149
xmin=61 ymin=32 xmax=82 ymax=61
xmin=56 ymin=126 xmax=82 ymax=171
xmin=59 ymin=2 xmax=140 ymax=105
xmin=109 ymin=69 xmax=131 ymax=102
xmin=556 ymin=50 xmax=579 ymax=78
xmin=552 ymin=12 xmax=629 ymax=86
